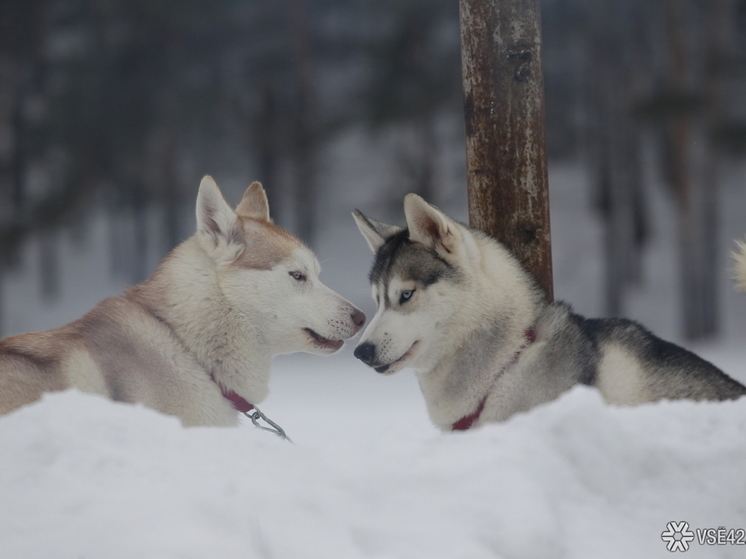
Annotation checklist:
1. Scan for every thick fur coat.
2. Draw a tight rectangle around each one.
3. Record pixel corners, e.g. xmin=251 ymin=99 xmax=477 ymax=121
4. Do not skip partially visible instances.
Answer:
xmin=353 ymin=194 xmax=745 ymax=431
xmin=0 ymin=177 xmax=364 ymax=425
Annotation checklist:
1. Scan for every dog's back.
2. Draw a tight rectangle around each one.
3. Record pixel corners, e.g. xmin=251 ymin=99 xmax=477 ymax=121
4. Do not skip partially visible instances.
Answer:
xmin=586 ymin=317 xmax=746 ymax=405
xmin=0 ymin=309 xmax=112 ymax=416
xmin=545 ymin=237 xmax=746 ymax=406
xmin=0 ymin=293 xmax=243 ymax=424
xmin=0 ymin=296 xmax=178 ymax=415
xmin=0 ymin=329 xmax=72 ymax=415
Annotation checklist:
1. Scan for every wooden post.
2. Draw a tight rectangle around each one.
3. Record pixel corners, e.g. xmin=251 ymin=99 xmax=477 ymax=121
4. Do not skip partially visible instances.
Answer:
xmin=460 ymin=0 xmax=553 ymax=301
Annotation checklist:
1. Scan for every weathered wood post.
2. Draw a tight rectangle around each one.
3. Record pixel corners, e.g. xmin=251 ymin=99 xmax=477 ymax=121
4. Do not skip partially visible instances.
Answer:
xmin=460 ymin=0 xmax=553 ymax=301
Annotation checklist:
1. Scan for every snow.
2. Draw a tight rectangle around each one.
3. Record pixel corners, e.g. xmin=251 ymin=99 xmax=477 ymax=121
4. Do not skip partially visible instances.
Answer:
xmin=2 ymin=362 xmax=745 ymax=559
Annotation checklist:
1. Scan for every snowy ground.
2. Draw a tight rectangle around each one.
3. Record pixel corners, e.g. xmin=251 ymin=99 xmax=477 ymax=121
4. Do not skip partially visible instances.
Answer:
xmin=2 ymin=366 xmax=745 ymax=559
xmin=2 ymin=149 xmax=746 ymax=557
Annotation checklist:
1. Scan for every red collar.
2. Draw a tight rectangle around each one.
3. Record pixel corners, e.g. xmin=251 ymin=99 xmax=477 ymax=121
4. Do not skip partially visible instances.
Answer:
xmin=452 ymin=397 xmax=486 ymax=431
xmin=452 ymin=329 xmax=536 ymax=432
xmin=221 ymin=388 xmax=255 ymax=413
xmin=210 ymin=375 xmax=292 ymax=442
xmin=211 ymin=375 xmax=255 ymax=413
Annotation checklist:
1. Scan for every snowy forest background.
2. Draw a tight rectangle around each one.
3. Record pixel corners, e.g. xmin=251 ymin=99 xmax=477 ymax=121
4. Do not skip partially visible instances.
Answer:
xmin=1 ymin=0 xmax=746 ymax=345
xmin=4 ymin=4 xmax=746 ymax=556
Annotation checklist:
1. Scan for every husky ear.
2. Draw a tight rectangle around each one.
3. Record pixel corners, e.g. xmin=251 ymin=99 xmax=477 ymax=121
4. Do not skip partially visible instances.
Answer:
xmin=196 ymin=176 xmax=243 ymax=254
xmin=235 ymin=181 xmax=271 ymax=222
xmin=404 ymin=194 xmax=464 ymax=257
xmin=352 ymin=210 xmax=403 ymax=252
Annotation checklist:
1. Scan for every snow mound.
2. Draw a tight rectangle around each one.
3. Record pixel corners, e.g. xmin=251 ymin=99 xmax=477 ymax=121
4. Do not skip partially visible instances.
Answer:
xmin=1 ymin=386 xmax=745 ymax=559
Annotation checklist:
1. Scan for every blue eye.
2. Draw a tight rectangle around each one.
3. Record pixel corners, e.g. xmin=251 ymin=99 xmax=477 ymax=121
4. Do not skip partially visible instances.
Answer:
xmin=400 ymin=290 xmax=414 ymax=304
xmin=290 ymin=271 xmax=306 ymax=281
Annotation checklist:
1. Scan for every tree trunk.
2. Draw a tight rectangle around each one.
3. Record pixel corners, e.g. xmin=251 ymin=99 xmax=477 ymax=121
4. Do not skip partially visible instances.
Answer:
xmin=258 ymin=79 xmax=282 ymax=223
xmin=39 ymin=230 xmax=60 ymax=301
xmin=162 ymin=132 xmax=183 ymax=251
xmin=0 ymin=260 xmax=4 ymax=337
xmin=664 ymin=0 xmax=721 ymax=340
xmin=290 ymin=0 xmax=318 ymax=246
xmin=131 ymin=186 xmax=150 ymax=284
xmin=10 ymin=94 xmax=25 ymax=212
xmin=589 ymin=4 xmax=648 ymax=317
xmin=459 ymin=0 xmax=553 ymax=301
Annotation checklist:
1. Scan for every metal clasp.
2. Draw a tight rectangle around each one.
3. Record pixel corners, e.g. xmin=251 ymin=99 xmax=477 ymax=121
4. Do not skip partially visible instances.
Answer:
xmin=244 ymin=406 xmax=293 ymax=443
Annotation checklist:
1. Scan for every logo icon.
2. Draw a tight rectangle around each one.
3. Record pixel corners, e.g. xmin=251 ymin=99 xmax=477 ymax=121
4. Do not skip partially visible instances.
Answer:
xmin=662 ymin=521 xmax=695 ymax=552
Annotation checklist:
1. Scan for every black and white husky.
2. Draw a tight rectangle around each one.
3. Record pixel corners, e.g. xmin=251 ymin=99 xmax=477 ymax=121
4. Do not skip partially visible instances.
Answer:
xmin=353 ymin=194 xmax=746 ymax=432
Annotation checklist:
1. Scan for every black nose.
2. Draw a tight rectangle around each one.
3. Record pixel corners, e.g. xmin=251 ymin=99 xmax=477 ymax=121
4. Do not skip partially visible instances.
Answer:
xmin=354 ymin=342 xmax=376 ymax=364
xmin=351 ymin=309 xmax=366 ymax=327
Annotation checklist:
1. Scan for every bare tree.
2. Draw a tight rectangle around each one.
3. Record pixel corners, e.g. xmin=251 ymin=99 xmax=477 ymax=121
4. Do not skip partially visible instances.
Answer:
xmin=658 ymin=0 xmax=726 ymax=339
xmin=583 ymin=1 xmax=649 ymax=316
xmin=460 ymin=0 xmax=553 ymax=300
xmin=290 ymin=0 xmax=319 ymax=246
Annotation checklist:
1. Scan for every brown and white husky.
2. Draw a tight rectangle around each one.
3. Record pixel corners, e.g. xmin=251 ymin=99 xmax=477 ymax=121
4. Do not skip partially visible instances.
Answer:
xmin=0 ymin=176 xmax=365 ymax=426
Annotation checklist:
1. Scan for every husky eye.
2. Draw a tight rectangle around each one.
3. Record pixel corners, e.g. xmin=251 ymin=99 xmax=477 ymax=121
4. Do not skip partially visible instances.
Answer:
xmin=289 ymin=271 xmax=306 ymax=282
xmin=400 ymin=290 xmax=415 ymax=304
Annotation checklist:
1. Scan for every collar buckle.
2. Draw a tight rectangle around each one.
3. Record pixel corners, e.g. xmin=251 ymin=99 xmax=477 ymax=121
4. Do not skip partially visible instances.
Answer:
xmin=244 ymin=406 xmax=293 ymax=442
xmin=211 ymin=374 xmax=293 ymax=442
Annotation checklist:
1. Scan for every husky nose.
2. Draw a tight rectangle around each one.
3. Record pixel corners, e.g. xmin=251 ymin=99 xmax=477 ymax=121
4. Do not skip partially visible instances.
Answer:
xmin=351 ymin=309 xmax=366 ymax=327
xmin=354 ymin=342 xmax=375 ymax=364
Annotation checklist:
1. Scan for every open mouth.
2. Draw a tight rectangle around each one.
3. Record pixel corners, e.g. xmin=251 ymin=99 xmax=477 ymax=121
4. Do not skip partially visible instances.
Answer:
xmin=374 ymin=342 xmax=418 ymax=374
xmin=304 ymin=328 xmax=344 ymax=351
